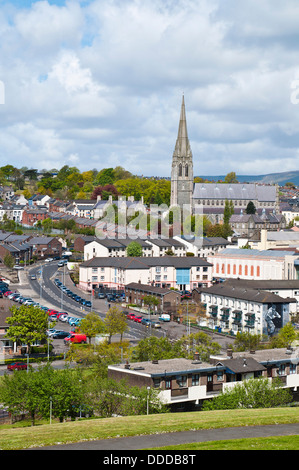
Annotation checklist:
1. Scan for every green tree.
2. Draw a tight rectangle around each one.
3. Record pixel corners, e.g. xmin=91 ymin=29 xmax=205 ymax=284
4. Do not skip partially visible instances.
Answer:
xmin=224 ymin=172 xmax=238 ymax=183
xmin=5 ymin=305 xmax=49 ymax=354
xmin=3 ymin=253 xmax=15 ymax=269
xmin=104 ymin=306 xmax=128 ymax=343
xmin=126 ymin=241 xmax=143 ymax=257
xmin=79 ymin=312 xmax=106 ymax=344
xmin=246 ymin=201 xmax=256 ymax=214
xmin=142 ymin=294 xmax=160 ymax=313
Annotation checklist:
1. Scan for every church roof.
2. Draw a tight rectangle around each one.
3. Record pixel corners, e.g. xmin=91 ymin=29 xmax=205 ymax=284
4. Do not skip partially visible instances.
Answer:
xmin=193 ymin=183 xmax=277 ymax=202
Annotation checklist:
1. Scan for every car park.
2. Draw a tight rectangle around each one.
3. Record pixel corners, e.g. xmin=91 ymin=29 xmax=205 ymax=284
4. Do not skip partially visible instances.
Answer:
xmin=7 ymin=362 xmax=27 ymax=371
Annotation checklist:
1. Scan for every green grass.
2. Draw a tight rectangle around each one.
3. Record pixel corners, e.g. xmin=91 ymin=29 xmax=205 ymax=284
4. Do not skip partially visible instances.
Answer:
xmin=154 ymin=435 xmax=299 ymax=450
xmin=1 ymin=407 xmax=299 ymax=450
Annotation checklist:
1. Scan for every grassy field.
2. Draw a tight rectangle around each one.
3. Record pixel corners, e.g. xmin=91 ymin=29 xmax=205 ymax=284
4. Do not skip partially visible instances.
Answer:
xmin=1 ymin=407 xmax=299 ymax=450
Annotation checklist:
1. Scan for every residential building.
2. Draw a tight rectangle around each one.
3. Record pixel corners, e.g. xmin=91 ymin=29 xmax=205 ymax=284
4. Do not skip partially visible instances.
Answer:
xmin=174 ymin=236 xmax=231 ymax=258
xmin=79 ymin=256 xmax=213 ymax=291
xmin=108 ymin=347 xmax=299 ymax=411
xmin=125 ymin=282 xmax=181 ymax=314
xmin=27 ymin=236 xmax=62 ymax=259
xmin=223 ymin=278 xmax=299 ymax=314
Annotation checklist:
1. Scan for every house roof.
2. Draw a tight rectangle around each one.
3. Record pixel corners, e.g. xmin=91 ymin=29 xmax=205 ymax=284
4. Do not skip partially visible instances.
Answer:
xmin=81 ymin=256 xmax=212 ymax=269
xmin=199 ymin=283 xmax=295 ymax=303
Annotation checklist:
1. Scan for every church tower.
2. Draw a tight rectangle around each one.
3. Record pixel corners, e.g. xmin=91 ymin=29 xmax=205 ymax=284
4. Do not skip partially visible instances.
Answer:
xmin=170 ymin=95 xmax=194 ymax=209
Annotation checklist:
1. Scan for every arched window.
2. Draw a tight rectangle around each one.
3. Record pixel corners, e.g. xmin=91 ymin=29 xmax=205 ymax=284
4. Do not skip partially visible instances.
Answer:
xmin=185 ymin=164 xmax=188 ymax=177
xmin=178 ymin=164 xmax=182 ymax=177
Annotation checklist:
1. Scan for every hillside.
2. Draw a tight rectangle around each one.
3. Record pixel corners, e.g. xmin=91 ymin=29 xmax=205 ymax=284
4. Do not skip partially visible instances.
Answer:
xmin=199 ymin=171 xmax=299 ymax=186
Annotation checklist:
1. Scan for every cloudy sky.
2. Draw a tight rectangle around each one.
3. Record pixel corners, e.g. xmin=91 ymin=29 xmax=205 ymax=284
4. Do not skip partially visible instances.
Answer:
xmin=0 ymin=0 xmax=299 ymax=178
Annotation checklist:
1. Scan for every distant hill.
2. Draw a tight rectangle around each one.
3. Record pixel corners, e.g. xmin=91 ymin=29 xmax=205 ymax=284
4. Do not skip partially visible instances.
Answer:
xmin=198 ymin=171 xmax=299 ymax=187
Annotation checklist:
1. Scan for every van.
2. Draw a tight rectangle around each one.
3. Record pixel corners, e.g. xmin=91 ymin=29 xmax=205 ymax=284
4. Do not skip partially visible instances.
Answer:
xmin=64 ymin=333 xmax=87 ymax=345
xmin=159 ymin=314 xmax=171 ymax=322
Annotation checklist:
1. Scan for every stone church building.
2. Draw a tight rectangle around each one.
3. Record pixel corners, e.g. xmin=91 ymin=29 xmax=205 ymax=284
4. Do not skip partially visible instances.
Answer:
xmin=170 ymin=96 xmax=280 ymax=219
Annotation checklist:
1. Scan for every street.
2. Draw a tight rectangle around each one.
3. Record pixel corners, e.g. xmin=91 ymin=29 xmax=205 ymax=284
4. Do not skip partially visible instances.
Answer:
xmin=7 ymin=260 xmax=235 ymax=358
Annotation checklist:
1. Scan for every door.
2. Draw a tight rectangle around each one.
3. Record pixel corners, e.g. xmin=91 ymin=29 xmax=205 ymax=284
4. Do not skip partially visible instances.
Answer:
xmin=207 ymin=373 xmax=213 ymax=392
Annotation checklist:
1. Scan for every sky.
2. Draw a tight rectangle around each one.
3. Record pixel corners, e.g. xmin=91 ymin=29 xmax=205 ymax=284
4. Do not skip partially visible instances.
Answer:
xmin=0 ymin=0 xmax=299 ymax=178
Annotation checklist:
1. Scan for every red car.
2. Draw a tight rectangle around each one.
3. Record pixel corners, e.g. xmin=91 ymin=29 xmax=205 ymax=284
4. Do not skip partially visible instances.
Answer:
xmin=126 ymin=313 xmax=137 ymax=320
xmin=134 ymin=316 xmax=143 ymax=323
xmin=7 ymin=362 xmax=27 ymax=371
xmin=3 ymin=291 xmax=13 ymax=297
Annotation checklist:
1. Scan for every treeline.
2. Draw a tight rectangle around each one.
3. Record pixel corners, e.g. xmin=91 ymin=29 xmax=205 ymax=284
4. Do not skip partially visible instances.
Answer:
xmin=0 ymin=164 xmax=171 ymax=205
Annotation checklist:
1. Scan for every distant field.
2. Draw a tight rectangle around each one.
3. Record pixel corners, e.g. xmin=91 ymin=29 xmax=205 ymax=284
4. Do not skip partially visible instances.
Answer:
xmin=1 ymin=407 xmax=299 ymax=450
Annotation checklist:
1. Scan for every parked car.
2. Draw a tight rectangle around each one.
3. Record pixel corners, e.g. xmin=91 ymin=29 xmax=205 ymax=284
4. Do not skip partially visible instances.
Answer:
xmin=30 ymin=274 xmax=37 ymax=280
xmin=7 ymin=362 xmax=27 ymax=371
xmin=141 ymin=318 xmax=151 ymax=326
xmin=4 ymin=291 xmax=13 ymax=297
xmin=45 ymin=258 xmax=54 ymax=262
xmin=59 ymin=314 xmax=69 ymax=322
xmin=98 ymin=293 xmax=106 ymax=299
xmin=64 ymin=333 xmax=87 ymax=345
xmin=85 ymin=300 xmax=92 ymax=307
xmin=13 ymin=265 xmax=24 ymax=270
xmin=127 ymin=313 xmax=137 ymax=320
xmin=150 ymin=320 xmax=161 ymax=329
xmin=133 ymin=316 xmax=143 ymax=323
xmin=159 ymin=314 xmax=171 ymax=322
xmin=51 ymin=331 xmax=70 ymax=339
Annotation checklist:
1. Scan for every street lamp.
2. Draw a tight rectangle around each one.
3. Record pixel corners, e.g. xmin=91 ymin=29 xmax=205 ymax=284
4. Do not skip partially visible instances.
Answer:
xmin=146 ymin=386 xmax=151 ymax=415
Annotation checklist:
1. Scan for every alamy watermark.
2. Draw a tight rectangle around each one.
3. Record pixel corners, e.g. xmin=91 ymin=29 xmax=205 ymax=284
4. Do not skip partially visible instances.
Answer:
xmin=94 ymin=199 xmax=205 ymax=247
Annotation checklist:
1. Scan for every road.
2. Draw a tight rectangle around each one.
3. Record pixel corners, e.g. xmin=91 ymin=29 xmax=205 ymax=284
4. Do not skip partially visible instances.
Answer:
xmin=3 ymin=260 xmax=234 ymax=363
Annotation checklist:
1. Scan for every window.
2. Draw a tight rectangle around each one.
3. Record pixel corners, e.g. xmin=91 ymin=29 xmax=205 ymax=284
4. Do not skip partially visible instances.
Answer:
xmin=278 ymin=364 xmax=286 ymax=376
xmin=178 ymin=164 xmax=182 ymax=176
xmin=290 ymin=363 xmax=297 ymax=374
xmin=176 ymin=375 xmax=187 ymax=387
xmin=185 ymin=164 xmax=188 ymax=177
xmin=153 ymin=378 xmax=161 ymax=388
xmin=165 ymin=378 xmax=171 ymax=389
xmin=217 ymin=370 xmax=224 ymax=381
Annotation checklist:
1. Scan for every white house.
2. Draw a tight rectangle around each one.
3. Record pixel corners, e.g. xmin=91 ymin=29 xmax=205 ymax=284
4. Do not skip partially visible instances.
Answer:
xmin=79 ymin=256 xmax=213 ymax=291
xmin=198 ymin=283 xmax=295 ymax=337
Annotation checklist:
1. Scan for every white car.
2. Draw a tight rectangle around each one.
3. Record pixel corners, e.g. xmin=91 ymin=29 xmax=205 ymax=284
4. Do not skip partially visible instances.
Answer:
xmin=45 ymin=258 xmax=54 ymax=262
xmin=13 ymin=265 xmax=24 ymax=270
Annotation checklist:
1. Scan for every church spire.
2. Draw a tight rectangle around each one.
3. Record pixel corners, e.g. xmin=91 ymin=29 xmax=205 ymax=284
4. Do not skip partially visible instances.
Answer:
xmin=173 ymin=94 xmax=192 ymax=159
xmin=170 ymin=95 xmax=194 ymax=208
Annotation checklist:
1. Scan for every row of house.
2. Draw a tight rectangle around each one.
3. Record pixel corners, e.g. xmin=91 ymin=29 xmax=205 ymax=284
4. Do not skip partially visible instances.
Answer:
xmin=0 ymin=231 xmax=63 ymax=264
xmin=108 ymin=347 xmax=299 ymax=411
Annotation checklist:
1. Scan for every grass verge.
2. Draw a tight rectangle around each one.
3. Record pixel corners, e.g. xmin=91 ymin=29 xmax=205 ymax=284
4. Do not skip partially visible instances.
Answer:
xmin=1 ymin=407 xmax=299 ymax=450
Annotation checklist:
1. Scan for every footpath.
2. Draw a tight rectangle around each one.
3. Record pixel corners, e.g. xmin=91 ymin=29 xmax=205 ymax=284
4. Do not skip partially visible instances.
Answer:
xmin=34 ymin=422 xmax=299 ymax=450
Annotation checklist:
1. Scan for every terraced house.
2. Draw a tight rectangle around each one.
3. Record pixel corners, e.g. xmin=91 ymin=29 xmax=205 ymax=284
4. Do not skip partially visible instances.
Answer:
xmin=108 ymin=347 xmax=299 ymax=411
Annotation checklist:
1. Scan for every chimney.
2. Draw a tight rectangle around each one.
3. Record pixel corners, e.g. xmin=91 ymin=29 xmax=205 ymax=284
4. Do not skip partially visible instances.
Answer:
xmin=227 ymin=348 xmax=233 ymax=358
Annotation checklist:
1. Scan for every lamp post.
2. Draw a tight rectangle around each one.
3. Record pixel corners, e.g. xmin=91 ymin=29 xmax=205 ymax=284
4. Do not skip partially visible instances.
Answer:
xmin=146 ymin=386 xmax=151 ymax=415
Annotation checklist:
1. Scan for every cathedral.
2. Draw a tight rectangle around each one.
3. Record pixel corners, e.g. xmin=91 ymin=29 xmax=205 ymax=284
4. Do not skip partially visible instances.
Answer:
xmin=170 ymin=96 xmax=279 ymax=217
